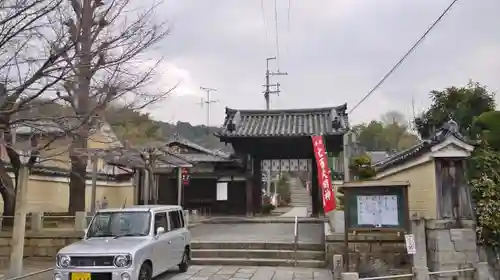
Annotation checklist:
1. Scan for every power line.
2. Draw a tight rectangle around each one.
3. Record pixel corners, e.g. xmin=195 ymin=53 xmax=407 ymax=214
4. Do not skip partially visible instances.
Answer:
xmin=349 ymin=0 xmax=460 ymax=114
xmin=287 ymin=0 xmax=291 ymax=33
xmin=273 ymin=0 xmax=281 ymax=68
xmin=260 ymin=0 xmax=269 ymax=48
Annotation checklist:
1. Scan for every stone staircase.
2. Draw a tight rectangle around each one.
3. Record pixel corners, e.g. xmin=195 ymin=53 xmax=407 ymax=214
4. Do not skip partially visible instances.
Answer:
xmin=191 ymin=242 xmax=325 ymax=268
xmin=290 ymin=178 xmax=312 ymax=211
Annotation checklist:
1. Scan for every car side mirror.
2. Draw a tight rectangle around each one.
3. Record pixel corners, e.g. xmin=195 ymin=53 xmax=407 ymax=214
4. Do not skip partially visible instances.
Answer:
xmin=156 ymin=227 xmax=165 ymax=236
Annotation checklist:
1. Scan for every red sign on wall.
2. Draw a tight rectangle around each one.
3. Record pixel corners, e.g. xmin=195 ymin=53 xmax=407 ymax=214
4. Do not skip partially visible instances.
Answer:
xmin=181 ymin=167 xmax=190 ymax=186
xmin=311 ymin=135 xmax=336 ymax=213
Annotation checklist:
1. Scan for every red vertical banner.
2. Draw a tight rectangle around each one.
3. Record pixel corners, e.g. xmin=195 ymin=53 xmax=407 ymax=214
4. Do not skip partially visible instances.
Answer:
xmin=181 ymin=167 xmax=190 ymax=186
xmin=311 ymin=135 xmax=336 ymax=213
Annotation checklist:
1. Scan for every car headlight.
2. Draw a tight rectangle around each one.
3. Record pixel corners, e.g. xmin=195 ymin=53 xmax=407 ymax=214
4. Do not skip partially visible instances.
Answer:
xmin=113 ymin=254 xmax=132 ymax=267
xmin=56 ymin=255 xmax=71 ymax=268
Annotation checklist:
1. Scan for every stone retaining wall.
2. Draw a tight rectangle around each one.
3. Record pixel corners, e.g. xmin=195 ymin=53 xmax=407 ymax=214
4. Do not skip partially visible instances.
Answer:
xmin=0 ymin=231 xmax=82 ymax=258
xmin=425 ymin=220 xmax=480 ymax=280
xmin=325 ymin=233 xmax=411 ymax=274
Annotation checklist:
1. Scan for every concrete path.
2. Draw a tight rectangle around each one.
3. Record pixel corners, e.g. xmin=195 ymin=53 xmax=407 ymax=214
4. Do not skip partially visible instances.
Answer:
xmin=190 ymin=223 xmax=324 ymax=244
xmin=160 ymin=265 xmax=332 ymax=280
xmin=279 ymin=207 xmax=308 ymax=217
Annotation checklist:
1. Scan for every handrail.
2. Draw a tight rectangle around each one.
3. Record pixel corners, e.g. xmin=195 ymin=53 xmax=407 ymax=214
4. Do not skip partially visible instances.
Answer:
xmin=427 ymin=268 xmax=475 ymax=275
xmin=293 ymin=215 xmax=298 ymax=267
xmin=360 ymin=274 xmax=413 ymax=280
xmin=4 ymin=268 xmax=54 ymax=280
xmin=359 ymin=267 xmax=477 ymax=280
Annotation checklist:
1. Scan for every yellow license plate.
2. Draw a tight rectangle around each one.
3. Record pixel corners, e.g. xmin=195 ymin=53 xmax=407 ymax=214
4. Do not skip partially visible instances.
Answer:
xmin=71 ymin=272 xmax=91 ymax=280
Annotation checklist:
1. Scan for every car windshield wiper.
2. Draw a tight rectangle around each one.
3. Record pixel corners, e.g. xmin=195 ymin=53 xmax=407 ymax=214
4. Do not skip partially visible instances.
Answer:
xmin=113 ymin=233 xmax=142 ymax=239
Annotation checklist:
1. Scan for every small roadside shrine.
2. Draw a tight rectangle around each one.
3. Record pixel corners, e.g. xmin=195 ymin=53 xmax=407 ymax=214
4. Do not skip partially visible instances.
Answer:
xmin=340 ymin=181 xmax=411 ymax=270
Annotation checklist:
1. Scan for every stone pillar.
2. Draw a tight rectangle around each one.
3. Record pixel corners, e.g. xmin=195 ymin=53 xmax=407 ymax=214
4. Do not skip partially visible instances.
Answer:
xmin=411 ymin=217 xmax=430 ymax=280
xmin=412 ymin=267 xmax=429 ymax=280
xmin=191 ymin=209 xmax=199 ymax=223
xmin=183 ymin=210 xmax=189 ymax=226
xmin=30 ymin=212 xmax=43 ymax=232
xmin=74 ymin=211 xmax=87 ymax=231
xmin=332 ymin=254 xmax=343 ymax=280
xmin=341 ymin=272 xmax=358 ymax=280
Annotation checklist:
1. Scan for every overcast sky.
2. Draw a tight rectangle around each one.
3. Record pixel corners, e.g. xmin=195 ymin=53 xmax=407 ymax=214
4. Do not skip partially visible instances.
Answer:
xmin=142 ymin=0 xmax=500 ymax=127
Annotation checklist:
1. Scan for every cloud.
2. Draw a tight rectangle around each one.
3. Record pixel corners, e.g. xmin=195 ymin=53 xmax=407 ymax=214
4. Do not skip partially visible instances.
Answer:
xmin=137 ymin=0 xmax=500 ymax=127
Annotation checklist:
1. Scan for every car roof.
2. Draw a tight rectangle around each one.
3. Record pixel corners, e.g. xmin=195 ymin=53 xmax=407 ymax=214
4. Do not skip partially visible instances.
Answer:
xmin=97 ymin=205 xmax=183 ymax=213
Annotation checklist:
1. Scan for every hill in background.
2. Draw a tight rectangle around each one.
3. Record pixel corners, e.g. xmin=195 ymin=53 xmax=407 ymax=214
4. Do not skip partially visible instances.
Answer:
xmin=15 ymin=100 xmax=232 ymax=152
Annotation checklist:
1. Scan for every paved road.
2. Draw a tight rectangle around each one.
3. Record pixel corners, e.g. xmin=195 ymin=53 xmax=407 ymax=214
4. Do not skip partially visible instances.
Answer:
xmin=0 ymin=259 xmax=53 ymax=280
xmin=160 ymin=265 xmax=332 ymax=280
xmin=190 ymin=223 xmax=324 ymax=244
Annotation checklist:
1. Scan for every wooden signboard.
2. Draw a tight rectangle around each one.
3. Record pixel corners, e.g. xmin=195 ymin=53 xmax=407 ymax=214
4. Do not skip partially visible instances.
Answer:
xmin=342 ymin=181 xmax=410 ymax=232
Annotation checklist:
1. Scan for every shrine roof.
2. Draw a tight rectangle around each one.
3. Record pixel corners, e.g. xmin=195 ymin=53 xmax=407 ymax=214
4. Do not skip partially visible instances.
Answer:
xmin=215 ymin=104 xmax=349 ymax=138
xmin=372 ymin=120 xmax=470 ymax=173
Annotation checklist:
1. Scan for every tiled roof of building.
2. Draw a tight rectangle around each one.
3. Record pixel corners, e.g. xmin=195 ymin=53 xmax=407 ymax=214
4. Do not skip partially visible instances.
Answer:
xmin=366 ymin=151 xmax=389 ymax=164
xmin=1 ymin=160 xmax=132 ymax=181
xmin=100 ymin=146 xmax=192 ymax=168
xmin=165 ymin=133 xmax=231 ymax=159
xmin=373 ymin=120 xmax=467 ymax=172
xmin=215 ymin=104 xmax=349 ymax=138
xmin=176 ymin=153 xmax=232 ymax=163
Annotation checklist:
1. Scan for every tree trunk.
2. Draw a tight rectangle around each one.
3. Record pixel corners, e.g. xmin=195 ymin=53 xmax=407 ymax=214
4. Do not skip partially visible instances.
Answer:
xmin=0 ymin=161 xmax=15 ymax=229
xmin=68 ymin=136 xmax=87 ymax=215
xmin=0 ymin=113 xmax=17 ymax=228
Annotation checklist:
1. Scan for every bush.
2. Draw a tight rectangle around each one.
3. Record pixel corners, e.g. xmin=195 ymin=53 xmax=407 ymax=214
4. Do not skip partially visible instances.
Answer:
xmin=276 ymin=174 xmax=291 ymax=204
xmin=261 ymin=203 xmax=276 ymax=214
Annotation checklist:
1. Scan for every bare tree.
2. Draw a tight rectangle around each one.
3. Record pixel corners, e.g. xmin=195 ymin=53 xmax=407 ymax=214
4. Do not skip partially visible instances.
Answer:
xmin=56 ymin=0 xmax=170 ymax=214
xmin=0 ymin=0 xmax=72 ymax=224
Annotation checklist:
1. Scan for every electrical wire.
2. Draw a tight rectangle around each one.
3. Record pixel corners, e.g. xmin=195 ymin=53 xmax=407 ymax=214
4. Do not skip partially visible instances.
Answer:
xmin=287 ymin=0 xmax=291 ymax=33
xmin=273 ymin=0 xmax=281 ymax=68
xmin=260 ymin=0 xmax=269 ymax=48
xmin=349 ymin=0 xmax=460 ymax=114
xmin=284 ymin=0 xmax=291 ymax=55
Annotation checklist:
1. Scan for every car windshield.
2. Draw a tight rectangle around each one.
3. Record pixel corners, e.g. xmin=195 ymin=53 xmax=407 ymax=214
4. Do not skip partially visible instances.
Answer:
xmin=87 ymin=211 xmax=151 ymax=238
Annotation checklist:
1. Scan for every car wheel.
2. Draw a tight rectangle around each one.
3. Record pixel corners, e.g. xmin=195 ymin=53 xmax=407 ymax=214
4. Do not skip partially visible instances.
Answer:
xmin=178 ymin=248 xmax=189 ymax=273
xmin=139 ymin=262 xmax=152 ymax=280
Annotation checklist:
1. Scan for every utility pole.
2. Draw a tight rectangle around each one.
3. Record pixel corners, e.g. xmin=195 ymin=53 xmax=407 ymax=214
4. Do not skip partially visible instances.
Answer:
xmin=199 ymin=86 xmax=218 ymax=134
xmin=264 ymin=57 xmax=288 ymax=110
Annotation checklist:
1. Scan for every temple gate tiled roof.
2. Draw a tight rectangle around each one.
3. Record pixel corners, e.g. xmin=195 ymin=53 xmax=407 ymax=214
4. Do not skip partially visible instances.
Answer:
xmin=215 ymin=104 xmax=349 ymax=138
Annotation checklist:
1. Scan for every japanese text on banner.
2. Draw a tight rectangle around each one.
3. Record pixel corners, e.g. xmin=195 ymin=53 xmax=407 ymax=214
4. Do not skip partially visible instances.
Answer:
xmin=311 ymin=135 xmax=336 ymax=213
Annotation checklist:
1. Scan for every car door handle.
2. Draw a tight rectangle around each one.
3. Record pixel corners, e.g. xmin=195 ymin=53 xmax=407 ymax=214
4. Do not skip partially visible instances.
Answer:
xmin=168 ymin=240 xmax=172 ymax=244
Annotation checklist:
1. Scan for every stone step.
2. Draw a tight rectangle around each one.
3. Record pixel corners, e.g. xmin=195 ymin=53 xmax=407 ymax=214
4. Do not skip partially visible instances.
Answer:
xmin=291 ymin=198 xmax=310 ymax=202
xmin=191 ymin=241 xmax=324 ymax=251
xmin=190 ymin=257 xmax=325 ymax=268
xmin=192 ymin=249 xmax=324 ymax=260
